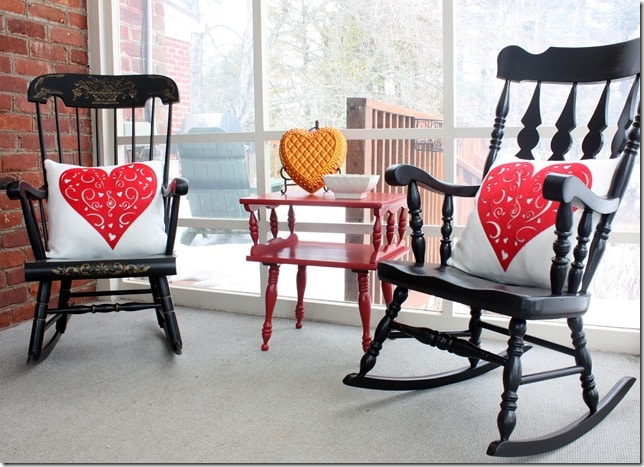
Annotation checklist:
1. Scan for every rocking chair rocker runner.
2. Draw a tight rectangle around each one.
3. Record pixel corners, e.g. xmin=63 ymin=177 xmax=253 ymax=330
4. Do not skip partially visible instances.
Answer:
xmin=344 ymin=39 xmax=640 ymax=456
xmin=6 ymin=73 xmax=188 ymax=363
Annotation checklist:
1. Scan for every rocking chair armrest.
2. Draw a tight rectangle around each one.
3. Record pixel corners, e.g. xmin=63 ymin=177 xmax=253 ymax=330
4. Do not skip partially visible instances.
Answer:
xmin=385 ymin=164 xmax=479 ymax=197
xmin=163 ymin=177 xmax=189 ymax=255
xmin=6 ymin=179 xmax=47 ymax=202
xmin=6 ymin=180 xmax=48 ymax=259
xmin=543 ymin=173 xmax=620 ymax=215
xmin=163 ymin=177 xmax=189 ymax=197
xmin=544 ymin=173 xmax=621 ymax=296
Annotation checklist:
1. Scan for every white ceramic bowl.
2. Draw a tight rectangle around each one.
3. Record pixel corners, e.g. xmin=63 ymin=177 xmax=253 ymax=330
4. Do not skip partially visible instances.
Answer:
xmin=323 ymin=174 xmax=380 ymax=199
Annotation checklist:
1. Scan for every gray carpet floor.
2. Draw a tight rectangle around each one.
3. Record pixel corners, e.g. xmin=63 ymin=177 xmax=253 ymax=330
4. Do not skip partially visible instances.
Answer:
xmin=0 ymin=307 xmax=639 ymax=463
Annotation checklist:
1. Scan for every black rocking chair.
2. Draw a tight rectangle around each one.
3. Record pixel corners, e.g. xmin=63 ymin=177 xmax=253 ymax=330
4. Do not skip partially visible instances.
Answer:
xmin=344 ymin=38 xmax=640 ymax=456
xmin=6 ymin=73 xmax=188 ymax=363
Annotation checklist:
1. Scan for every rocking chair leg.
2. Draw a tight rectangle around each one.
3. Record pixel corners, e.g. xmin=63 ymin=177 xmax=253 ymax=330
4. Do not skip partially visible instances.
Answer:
xmin=154 ymin=276 xmax=182 ymax=354
xmin=487 ymin=316 xmax=634 ymax=457
xmin=28 ymin=281 xmax=52 ymax=363
xmin=56 ymin=279 xmax=72 ymax=335
xmin=468 ymin=307 xmax=483 ymax=368
xmin=357 ymin=286 xmax=408 ymax=376
xmin=495 ymin=318 xmax=527 ymax=444
xmin=149 ymin=277 xmax=166 ymax=329
xmin=569 ymin=317 xmax=599 ymax=412
xmin=343 ymin=289 xmax=507 ymax=391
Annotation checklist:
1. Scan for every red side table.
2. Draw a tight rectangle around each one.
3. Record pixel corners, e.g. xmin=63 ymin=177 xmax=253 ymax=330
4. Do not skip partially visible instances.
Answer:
xmin=240 ymin=190 xmax=408 ymax=351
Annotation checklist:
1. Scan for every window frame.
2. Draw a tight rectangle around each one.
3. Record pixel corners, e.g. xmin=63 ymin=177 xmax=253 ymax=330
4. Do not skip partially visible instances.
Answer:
xmin=87 ymin=0 xmax=640 ymax=354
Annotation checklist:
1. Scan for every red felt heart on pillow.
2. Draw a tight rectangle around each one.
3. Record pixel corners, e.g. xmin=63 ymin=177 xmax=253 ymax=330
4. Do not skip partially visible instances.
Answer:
xmin=58 ymin=163 xmax=158 ymax=249
xmin=478 ymin=162 xmax=592 ymax=271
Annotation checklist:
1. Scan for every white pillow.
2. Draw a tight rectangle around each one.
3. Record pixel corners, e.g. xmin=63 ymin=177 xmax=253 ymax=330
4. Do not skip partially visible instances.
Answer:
xmin=447 ymin=157 xmax=620 ymax=288
xmin=45 ymin=159 xmax=168 ymax=259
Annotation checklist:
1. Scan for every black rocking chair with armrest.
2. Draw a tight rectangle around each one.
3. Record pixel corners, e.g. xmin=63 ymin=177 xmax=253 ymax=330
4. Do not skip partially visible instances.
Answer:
xmin=6 ymin=73 xmax=188 ymax=363
xmin=344 ymin=38 xmax=640 ymax=456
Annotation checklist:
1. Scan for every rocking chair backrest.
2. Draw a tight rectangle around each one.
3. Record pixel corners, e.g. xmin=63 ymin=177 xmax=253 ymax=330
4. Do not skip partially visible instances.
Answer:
xmin=26 ymin=73 xmax=180 ymax=257
xmin=475 ymin=39 xmax=640 ymax=293
xmin=485 ymin=38 xmax=640 ymax=174
xmin=28 ymin=74 xmax=180 ymax=188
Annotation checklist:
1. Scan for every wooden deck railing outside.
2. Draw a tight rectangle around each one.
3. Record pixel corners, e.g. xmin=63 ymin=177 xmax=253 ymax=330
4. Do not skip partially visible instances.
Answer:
xmin=344 ymin=97 xmax=445 ymax=305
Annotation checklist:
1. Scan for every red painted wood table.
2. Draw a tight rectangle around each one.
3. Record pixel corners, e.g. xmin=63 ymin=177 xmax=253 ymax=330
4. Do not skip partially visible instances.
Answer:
xmin=239 ymin=190 xmax=408 ymax=352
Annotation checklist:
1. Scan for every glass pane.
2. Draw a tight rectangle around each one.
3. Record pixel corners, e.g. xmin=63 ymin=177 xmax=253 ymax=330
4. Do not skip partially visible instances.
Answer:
xmin=120 ymin=0 xmax=255 ymax=132
xmin=177 ymin=137 xmax=255 ymax=221
xmin=266 ymin=0 xmax=443 ymax=129
xmin=455 ymin=138 xmax=485 ymax=225
xmin=171 ymin=135 xmax=258 ymax=293
xmin=454 ymin=0 xmax=640 ymax=127
xmin=585 ymin=243 xmax=640 ymax=329
xmin=172 ymin=240 xmax=260 ymax=293
xmin=119 ymin=0 xmax=259 ymax=294
xmin=613 ymin=159 xmax=640 ymax=232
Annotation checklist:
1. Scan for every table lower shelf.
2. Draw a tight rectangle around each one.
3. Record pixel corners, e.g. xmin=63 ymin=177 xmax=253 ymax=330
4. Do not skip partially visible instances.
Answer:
xmin=246 ymin=240 xmax=408 ymax=270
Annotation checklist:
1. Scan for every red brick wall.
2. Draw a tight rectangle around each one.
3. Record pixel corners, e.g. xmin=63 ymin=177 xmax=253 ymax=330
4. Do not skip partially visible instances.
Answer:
xmin=0 ymin=0 xmax=90 ymax=329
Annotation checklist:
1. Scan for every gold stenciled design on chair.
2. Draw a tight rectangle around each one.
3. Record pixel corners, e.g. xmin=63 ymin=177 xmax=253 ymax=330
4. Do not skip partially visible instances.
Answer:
xmin=30 ymin=74 xmax=65 ymax=101
xmin=72 ymin=77 xmax=138 ymax=105
xmin=52 ymin=263 xmax=152 ymax=277
xmin=149 ymin=75 xmax=179 ymax=102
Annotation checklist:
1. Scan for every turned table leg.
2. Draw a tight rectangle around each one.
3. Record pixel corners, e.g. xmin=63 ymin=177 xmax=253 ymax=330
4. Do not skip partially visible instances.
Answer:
xmin=295 ymin=265 xmax=306 ymax=328
xmin=262 ymin=263 xmax=280 ymax=351
xmin=355 ymin=270 xmax=372 ymax=352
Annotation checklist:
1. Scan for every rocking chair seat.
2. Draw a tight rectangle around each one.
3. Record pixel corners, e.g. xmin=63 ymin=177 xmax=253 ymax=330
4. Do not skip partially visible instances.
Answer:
xmin=378 ymin=261 xmax=590 ymax=319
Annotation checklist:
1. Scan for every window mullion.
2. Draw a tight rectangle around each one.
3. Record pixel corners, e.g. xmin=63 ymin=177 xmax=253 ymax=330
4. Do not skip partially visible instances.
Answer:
xmin=442 ymin=0 xmax=457 ymax=318
xmin=87 ymin=1 xmax=120 ymax=75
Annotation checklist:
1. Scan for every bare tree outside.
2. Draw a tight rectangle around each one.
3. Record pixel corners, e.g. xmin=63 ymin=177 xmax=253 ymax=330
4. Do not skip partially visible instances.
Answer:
xmin=265 ymin=0 xmax=443 ymax=129
xmin=170 ymin=0 xmax=443 ymax=130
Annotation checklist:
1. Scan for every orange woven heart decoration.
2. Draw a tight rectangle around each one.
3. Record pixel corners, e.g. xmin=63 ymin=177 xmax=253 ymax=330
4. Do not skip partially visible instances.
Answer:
xmin=279 ymin=127 xmax=347 ymax=193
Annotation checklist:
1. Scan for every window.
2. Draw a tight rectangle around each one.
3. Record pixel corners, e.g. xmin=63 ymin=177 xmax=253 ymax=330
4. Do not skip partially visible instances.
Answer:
xmin=265 ymin=0 xmax=442 ymax=129
xmin=89 ymin=0 xmax=640 ymax=352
